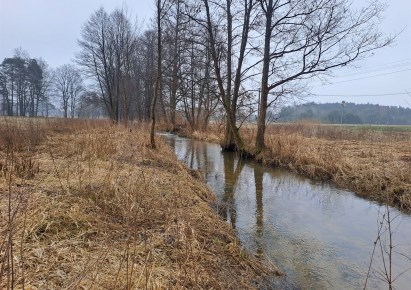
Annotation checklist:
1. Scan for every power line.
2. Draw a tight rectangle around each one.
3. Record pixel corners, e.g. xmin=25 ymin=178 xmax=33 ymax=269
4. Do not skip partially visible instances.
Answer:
xmin=341 ymin=58 xmax=411 ymax=72
xmin=336 ymin=62 xmax=411 ymax=78
xmin=313 ymin=92 xmax=410 ymax=97
xmin=315 ymin=68 xmax=411 ymax=86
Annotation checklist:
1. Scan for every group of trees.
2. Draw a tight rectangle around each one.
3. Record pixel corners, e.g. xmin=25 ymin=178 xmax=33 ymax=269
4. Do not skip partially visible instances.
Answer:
xmin=146 ymin=0 xmax=391 ymax=151
xmin=2 ymin=0 xmax=392 ymax=152
xmin=53 ymin=64 xmax=84 ymax=118
xmin=77 ymin=8 xmax=137 ymax=123
xmin=76 ymin=5 xmax=222 ymax=131
xmin=0 ymin=50 xmax=88 ymax=118
xmin=0 ymin=50 xmax=52 ymax=117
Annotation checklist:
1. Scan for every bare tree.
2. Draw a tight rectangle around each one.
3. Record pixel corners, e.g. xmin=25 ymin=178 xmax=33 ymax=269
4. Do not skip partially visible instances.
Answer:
xmin=134 ymin=29 xmax=156 ymax=121
xmin=178 ymin=29 xmax=219 ymax=131
xmin=77 ymin=8 xmax=116 ymax=120
xmin=162 ymin=0 xmax=185 ymax=130
xmin=77 ymin=7 xmax=138 ymax=123
xmin=187 ymin=0 xmax=256 ymax=151
xmin=0 ymin=51 xmax=47 ymax=117
xmin=53 ymin=64 xmax=83 ymax=118
xmin=150 ymin=0 xmax=169 ymax=147
xmin=155 ymin=0 xmax=220 ymax=132
xmin=254 ymin=0 xmax=393 ymax=151
xmin=37 ymin=59 xmax=53 ymax=117
xmin=112 ymin=8 xmax=137 ymax=124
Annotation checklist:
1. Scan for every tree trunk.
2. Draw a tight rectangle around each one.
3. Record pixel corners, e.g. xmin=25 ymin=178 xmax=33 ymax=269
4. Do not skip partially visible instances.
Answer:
xmin=223 ymin=114 xmax=237 ymax=151
xmin=169 ymin=1 xmax=181 ymax=131
xmin=255 ymin=0 xmax=273 ymax=153
xmin=202 ymin=0 xmax=252 ymax=152
xmin=150 ymin=0 xmax=163 ymax=148
xmin=222 ymin=0 xmax=234 ymax=151
xmin=150 ymin=80 xmax=158 ymax=148
xmin=158 ymin=79 xmax=168 ymax=123
xmin=255 ymin=87 xmax=268 ymax=152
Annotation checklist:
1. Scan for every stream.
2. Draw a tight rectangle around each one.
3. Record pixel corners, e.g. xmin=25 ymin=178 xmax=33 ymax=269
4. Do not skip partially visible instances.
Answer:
xmin=161 ymin=134 xmax=411 ymax=290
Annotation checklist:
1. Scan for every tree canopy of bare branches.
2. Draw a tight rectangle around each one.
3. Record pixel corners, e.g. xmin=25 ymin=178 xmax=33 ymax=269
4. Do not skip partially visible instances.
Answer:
xmin=77 ymin=7 xmax=137 ymax=123
xmin=53 ymin=64 xmax=83 ymax=118
xmin=254 ymin=0 xmax=393 ymax=151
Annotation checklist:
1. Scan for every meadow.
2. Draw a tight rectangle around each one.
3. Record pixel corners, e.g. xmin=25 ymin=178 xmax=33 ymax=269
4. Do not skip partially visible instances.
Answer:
xmin=0 ymin=117 xmax=277 ymax=289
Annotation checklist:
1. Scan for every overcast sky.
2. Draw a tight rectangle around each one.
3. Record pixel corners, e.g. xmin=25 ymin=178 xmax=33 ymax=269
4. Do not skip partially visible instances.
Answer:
xmin=1 ymin=0 xmax=410 ymax=108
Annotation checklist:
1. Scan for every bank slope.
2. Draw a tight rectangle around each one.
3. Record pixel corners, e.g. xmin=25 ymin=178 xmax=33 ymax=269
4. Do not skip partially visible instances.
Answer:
xmin=0 ymin=119 xmax=279 ymax=289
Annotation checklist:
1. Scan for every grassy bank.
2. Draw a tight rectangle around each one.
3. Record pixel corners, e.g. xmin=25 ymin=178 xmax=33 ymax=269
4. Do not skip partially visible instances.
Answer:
xmin=189 ymin=122 xmax=411 ymax=212
xmin=0 ymin=118 xmax=278 ymax=289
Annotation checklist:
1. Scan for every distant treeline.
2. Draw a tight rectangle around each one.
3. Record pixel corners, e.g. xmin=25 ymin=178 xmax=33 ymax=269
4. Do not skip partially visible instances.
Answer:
xmin=279 ymin=102 xmax=411 ymax=125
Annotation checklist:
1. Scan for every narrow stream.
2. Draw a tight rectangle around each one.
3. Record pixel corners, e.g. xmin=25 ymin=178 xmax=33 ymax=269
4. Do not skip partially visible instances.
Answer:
xmin=161 ymin=134 xmax=411 ymax=290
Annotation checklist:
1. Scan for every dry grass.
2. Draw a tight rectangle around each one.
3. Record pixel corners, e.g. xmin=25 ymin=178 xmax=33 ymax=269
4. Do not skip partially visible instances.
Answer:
xmin=191 ymin=131 xmax=221 ymax=144
xmin=194 ymin=122 xmax=411 ymax=212
xmin=0 ymin=117 xmax=278 ymax=290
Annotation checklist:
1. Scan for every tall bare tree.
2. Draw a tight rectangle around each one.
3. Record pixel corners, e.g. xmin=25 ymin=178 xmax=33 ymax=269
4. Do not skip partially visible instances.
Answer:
xmin=177 ymin=28 xmax=219 ymax=131
xmin=134 ymin=29 xmax=156 ymax=121
xmin=155 ymin=0 xmax=219 ymax=132
xmin=37 ymin=59 xmax=53 ymax=117
xmin=162 ymin=0 xmax=185 ymax=130
xmin=150 ymin=0 xmax=169 ymax=147
xmin=111 ymin=8 xmax=137 ymax=124
xmin=189 ymin=0 xmax=256 ymax=151
xmin=53 ymin=64 xmax=83 ymax=118
xmin=77 ymin=8 xmax=115 ymax=120
xmin=77 ymin=8 xmax=137 ymax=123
xmin=254 ymin=0 xmax=393 ymax=151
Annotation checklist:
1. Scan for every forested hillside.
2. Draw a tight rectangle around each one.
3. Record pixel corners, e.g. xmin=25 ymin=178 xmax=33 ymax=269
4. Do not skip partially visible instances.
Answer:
xmin=279 ymin=102 xmax=411 ymax=125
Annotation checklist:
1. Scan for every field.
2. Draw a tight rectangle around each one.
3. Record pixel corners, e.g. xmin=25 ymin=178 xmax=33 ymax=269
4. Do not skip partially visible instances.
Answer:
xmin=0 ymin=117 xmax=278 ymax=289
xmin=191 ymin=122 xmax=411 ymax=212
xmin=325 ymin=123 xmax=411 ymax=132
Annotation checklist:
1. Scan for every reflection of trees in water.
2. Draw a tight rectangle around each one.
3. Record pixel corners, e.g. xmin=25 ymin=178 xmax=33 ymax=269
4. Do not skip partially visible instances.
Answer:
xmin=200 ymin=143 xmax=209 ymax=180
xmin=166 ymin=135 xmax=176 ymax=148
xmin=172 ymin=135 xmax=362 ymax=219
xmin=265 ymin=168 xmax=349 ymax=211
xmin=182 ymin=140 xmax=196 ymax=169
xmin=177 ymin=138 xmax=242 ymax=228
xmin=220 ymin=152 xmax=244 ymax=229
xmin=181 ymin=141 xmax=211 ymax=181
xmin=254 ymin=165 xmax=264 ymax=257
xmin=166 ymin=136 xmax=411 ymax=290
xmin=181 ymin=140 xmax=199 ymax=169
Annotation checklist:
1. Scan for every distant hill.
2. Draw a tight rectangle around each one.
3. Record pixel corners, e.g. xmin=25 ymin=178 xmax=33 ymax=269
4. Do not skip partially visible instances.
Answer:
xmin=278 ymin=102 xmax=411 ymax=125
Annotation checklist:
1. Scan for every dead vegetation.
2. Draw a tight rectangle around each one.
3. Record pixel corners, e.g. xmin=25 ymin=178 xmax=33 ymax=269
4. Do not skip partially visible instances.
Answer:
xmin=190 ymin=122 xmax=411 ymax=212
xmin=0 ymin=117 xmax=278 ymax=290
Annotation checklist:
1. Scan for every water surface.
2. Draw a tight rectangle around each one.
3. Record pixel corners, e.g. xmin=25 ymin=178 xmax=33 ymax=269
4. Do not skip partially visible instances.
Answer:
xmin=162 ymin=134 xmax=411 ymax=289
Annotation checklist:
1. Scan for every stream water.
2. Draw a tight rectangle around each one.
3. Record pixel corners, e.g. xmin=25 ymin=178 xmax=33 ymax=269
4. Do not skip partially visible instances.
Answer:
xmin=161 ymin=134 xmax=411 ymax=290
